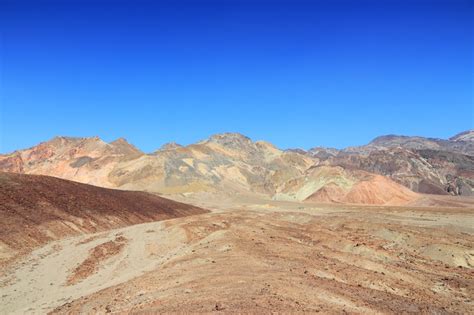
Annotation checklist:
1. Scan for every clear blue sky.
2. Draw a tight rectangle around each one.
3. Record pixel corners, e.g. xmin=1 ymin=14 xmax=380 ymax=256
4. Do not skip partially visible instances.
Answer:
xmin=1 ymin=0 xmax=472 ymax=153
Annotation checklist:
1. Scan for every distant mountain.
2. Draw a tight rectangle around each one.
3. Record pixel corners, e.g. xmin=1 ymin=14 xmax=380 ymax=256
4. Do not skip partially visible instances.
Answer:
xmin=359 ymin=132 xmax=474 ymax=156
xmin=0 ymin=136 xmax=143 ymax=187
xmin=274 ymin=165 xmax=419 ymax=205
xmin=319 ymin=131 xmax=474 ymax=196
xmin=108 ymin=132 xmax=314 ymax=196
xmin=0 ymin=133 xmax=314 ymax=198
xmin=0 ymin=130 xmax=472 ymax=203
xmin=156 ymin=142 xmax=183 ymax=151
xmin=326 ymin=148 xmax=474 ymax=196
xmin=450 ymin=130 xmax=474 ymax=142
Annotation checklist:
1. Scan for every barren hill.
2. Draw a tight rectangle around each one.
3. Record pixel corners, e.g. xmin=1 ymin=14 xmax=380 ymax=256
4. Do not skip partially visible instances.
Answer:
xmin=450 ymin=129 xmax=474 ymax=142
xmin=275 ymin=165 xmax=419 ymax=205
xmin=365 ymin=131 xmax=474 ymax=155
xmin=0 ymin=172 xmax=207 ymax=264
xmin=0 ymin=130 xmax=472 ymax=203
xmin=0 ymin=136 xmax=143 ymax=187
xmin=0 ymin=133 xmax=315 ymax=198
xmin=300 ymin=131 xmax=474 ymax=196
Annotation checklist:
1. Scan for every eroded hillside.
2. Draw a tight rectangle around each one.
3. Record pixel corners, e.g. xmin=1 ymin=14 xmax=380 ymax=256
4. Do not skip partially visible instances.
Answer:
xmin=0 ymin=172 xmax=207 ymax=265
xmin=0 ymin=131 xmax=473 ymax=204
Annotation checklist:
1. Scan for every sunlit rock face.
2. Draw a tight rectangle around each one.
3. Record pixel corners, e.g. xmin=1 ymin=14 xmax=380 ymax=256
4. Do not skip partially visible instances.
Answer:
xmin=1 ymin=130 xmax=472 ymax=201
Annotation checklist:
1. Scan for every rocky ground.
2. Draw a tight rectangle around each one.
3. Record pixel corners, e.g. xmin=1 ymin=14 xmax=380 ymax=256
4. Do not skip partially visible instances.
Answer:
xmin=1 ymin=198 xmax=473 ymax=314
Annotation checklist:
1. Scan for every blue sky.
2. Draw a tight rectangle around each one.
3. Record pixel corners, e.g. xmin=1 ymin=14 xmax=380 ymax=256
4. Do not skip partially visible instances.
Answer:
xmin=1 ymin=0 xmax=472 ymax=153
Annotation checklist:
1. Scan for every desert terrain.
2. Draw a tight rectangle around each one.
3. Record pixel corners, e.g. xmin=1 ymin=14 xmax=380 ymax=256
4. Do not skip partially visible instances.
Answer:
xmin=0 ymin=130 xmax=473 ymax=314
xmin=3 ymin=0 xmax=472 ymax=312
xmin=1 ymin=190 xmax=473 ymax=314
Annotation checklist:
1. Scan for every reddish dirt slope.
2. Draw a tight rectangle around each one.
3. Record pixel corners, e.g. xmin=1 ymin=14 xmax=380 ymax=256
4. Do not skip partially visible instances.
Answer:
xmin=344 ymin=175 xmax=420 ymax=205
xmin=306 ymin=174 xmax=420 ymax=205
xmin=0 ymin=172 xmax=207 ymax=262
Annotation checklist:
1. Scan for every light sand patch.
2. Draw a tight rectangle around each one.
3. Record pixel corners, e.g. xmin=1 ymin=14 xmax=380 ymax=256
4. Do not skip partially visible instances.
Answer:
xmin=420 ymin=244 xmax=474 ymax=268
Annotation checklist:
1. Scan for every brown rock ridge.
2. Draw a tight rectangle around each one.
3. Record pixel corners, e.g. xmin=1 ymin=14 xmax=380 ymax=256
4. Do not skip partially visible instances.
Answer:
xmin=0 ymin=172 xmax=208 ymax=265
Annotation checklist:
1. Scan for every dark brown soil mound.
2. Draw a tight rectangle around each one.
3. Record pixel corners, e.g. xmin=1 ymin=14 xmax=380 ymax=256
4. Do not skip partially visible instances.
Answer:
xmin=67 ymin=236 xmax=127 ymax=285
xmin=0 ymin=172 xmax=208 ymax=262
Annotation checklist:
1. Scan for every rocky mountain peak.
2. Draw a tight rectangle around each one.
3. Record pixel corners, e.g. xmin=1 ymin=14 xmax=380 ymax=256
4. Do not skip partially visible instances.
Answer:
xmin=158 ymin=142 xmax=183 ymax=151
xmin=368 ymin=135 xmax=411 ymax=146
xmin=450 ymin=130 xmax=474 ymax=142
xmin=47 ymin=136 xmax=87 ymax=146
xmin=110 ymin=137 xmax=128 ymax=145
xmin=207 ymin=132 xmax=253 ymax=149
xmin=109 ymin=138 xmax=143 ymax=156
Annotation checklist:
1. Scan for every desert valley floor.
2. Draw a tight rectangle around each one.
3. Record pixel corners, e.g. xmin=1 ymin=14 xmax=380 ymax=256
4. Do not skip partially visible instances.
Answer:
xmin=1 ymin=194 xmax=473 ymax=314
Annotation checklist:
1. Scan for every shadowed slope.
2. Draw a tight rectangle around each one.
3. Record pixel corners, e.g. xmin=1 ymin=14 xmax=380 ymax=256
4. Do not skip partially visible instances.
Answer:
xmin=0 ymin=172 xmax=208 ymax=263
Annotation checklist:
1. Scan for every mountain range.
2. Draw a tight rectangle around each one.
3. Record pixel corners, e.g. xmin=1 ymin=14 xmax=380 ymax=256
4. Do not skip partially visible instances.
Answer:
xmin=1 ymin=130 xmax=473 ymax=206
xmin=1 ymin=131 xmax=473 ymax=314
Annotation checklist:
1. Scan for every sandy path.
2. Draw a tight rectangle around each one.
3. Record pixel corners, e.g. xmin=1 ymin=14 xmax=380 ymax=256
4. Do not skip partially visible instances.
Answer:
xmin=0 ymin=219 xmax=192 ymax=314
